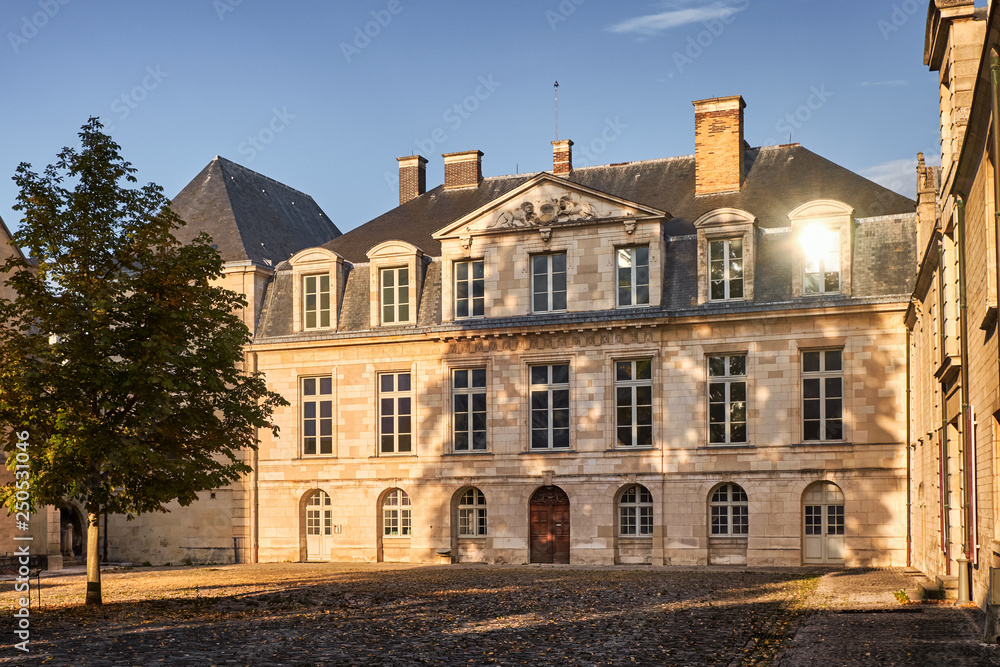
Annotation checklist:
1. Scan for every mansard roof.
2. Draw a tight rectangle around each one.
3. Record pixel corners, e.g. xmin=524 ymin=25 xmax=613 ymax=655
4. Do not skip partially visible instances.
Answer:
xmin=171 ymin=156 xmax=341 ymax=268
xmin=324 ymin=144 xmax=913 ymax=263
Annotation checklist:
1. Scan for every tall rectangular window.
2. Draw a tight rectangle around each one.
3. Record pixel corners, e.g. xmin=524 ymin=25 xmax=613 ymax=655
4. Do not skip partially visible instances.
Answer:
xmin=379 ymin=372 xmax=412 ymax=454
xmin=302 ymin=377 xmax=333 ymax=456
xmin=708 ymin=355 xmax=747 ymax=445
xmin=802 ymin=350 xmax=843 ymax=441
xmin=801 ymin=226 xmax=840 ymax=294
xmin=617 ymin=246 xmax=650 ymax=307
xmin=455 ymin=260 xmax=484 ymax=318
xmin=709 ymin=239 xmax=744 ymax=301
xmin=530 ymin=363 xmax=570 ymax=449
xmin=381 ymin=267 xmax=410 ymax=324
xmin=532 ymin=253 xmax=567 ymax=313
xmin=303 ymin=274 xmax=331 ymax=329
xmin=453 ymin=368 xmax=487 ymax=452
xmin=615 ymin=359 xmax=653 ymax=448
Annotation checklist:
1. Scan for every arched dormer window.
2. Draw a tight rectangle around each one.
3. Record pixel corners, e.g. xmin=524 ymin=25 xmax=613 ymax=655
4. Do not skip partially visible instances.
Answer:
xmin=366 ymin=240 xmax=425 ymax=327
xmin=787 ymin=200 xmax=854 ymax=298
xmin=694 ymin=208 xmax=758 ymax=305
xmin=288 ymin=247 xmax=345 ymax=332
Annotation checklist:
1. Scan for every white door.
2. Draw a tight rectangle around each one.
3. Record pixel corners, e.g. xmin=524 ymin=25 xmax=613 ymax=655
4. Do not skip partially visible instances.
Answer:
xmin=305 ymin=491 xmax=332 ymax=561
xmin=802 ymin=482 xmax=845 ymax=564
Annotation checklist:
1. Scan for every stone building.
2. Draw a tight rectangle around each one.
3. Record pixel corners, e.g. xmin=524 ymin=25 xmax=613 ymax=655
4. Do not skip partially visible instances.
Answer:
xmin=912 ymin=0 xmax=999 ymax=637
xmin=237 ymin=95 xmax=917 ymax=567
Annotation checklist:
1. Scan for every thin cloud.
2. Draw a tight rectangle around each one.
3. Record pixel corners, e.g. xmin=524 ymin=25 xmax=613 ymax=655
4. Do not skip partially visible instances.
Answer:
xmin=860 ymin=158 xmax=934 ymax=200
xmin=608 ymin=1 xmax=748 ymax=36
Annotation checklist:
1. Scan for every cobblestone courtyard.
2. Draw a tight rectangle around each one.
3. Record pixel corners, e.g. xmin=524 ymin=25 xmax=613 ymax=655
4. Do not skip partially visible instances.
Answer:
xmin=2 ymin=564 xmax=998 ymax=666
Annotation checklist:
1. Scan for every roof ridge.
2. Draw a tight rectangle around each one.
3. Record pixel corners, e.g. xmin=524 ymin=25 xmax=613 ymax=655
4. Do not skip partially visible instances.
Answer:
xmin=214 ymin=155 xmax=317 ymax=202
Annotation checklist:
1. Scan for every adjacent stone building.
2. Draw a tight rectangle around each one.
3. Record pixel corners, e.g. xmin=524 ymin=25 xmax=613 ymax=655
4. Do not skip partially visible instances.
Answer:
xmin=912 ymin=0 xmax=1000 ymax=638
xmin=237 ymin=95 xmax=917 ymax=567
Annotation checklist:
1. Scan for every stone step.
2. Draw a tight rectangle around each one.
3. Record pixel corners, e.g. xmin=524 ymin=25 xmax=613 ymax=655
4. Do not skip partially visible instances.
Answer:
xmin=935 ymin=575 xmax=959 ymax=600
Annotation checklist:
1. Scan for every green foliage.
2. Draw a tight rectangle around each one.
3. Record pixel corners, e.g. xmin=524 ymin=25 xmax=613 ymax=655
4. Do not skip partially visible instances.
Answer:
xmin=0 ymin=118 xmax=287 ymax=521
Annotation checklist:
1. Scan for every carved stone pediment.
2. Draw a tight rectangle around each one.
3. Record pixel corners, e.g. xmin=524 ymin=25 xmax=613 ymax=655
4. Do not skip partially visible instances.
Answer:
xmin=488 ymin=185 xmax=636 ymax=230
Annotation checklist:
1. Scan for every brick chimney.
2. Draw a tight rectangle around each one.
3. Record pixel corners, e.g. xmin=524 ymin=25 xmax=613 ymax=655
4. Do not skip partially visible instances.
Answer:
xmin=443 ymin=150 xmax=483 ymax=189
xmin=397 ymin=155 xmax=427 ymax=205
xmin=693 ymin=95 xmax=746 ymax=196
xmin=552 ymin=139 xmax=573 ymax=175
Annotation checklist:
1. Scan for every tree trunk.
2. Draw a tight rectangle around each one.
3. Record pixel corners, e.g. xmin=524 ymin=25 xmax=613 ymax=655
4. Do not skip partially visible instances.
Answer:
xmin=85 ymin=506 xmax=102 ymax=605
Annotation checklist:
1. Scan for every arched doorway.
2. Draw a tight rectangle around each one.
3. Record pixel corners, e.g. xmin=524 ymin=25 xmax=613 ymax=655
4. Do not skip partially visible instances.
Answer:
xmin=378 ymin=488 xmax=412 ymax=563
xmin=304 ymin=490 xmax=332 ymax=562
xmin=59 ymin=506 xmax=83 ymax=564
xmin=529 ymin=486 xmax=569 ymax=564
xmin=452 ymin=487 xmax=488 ymax=563
xmin=802 ymin=481 xmax=845 ymax=564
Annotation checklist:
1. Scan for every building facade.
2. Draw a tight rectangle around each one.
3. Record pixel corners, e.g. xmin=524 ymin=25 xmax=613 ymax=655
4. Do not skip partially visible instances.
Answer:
xmin=238 ymin=95 xmax=916 ymax=567
xmin=912 ymin=0 xmax=1000 ymax=638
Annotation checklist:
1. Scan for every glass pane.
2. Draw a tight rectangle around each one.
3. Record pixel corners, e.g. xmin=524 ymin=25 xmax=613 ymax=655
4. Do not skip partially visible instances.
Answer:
xmin=616 ymin=361 xmax=632 ymax=381
xmin=826 ymin=420 xmax=843 ymax=441
xmin=636 ymin=246 xmax=648 ymax=266
xmin=472 ymin=368 xmax=487 ymax=387
xmin=803 ymin=378 xmax=820 ymax=399
xmin=803 ymin=352 xmax=820 ymax=372
xmin=303 ymin=378 xmax=316 ymax=395
xmin=473 ymin=261 xmax=484 ymax=279
xmin=533 ymin=255 xmax=547 ymax=275
xmin=708 ymin=357 xmax=725 ymax=377
xmin=398 ymin=374 xmax=411 ymax=392
xmin=729 ymin=356 xmax=746 ymax=376
xmin=636 ymin=359 xmax=652 ymax=380
xmin=637 ymin=426 xmax=652 ymax=446
xmin=617 ymin=248 xmax=632 ymax=269
xmin=803 ymin=421 xmax=821 ymax=441
xmin=710 ymin=241 xmax=724 ymax=261
xmin=730 ymin=382 xmax=746 ymax=402
xmin=710 ymin=280 xmax=725 ymax=300
xmin=617 ymin=426 xmax=633 ymax=446
xmin=730 ymin=279 xmax=743 ymax=298
xmin=320 ymin=377 xmax=332 ymax=394
xmin=825 ymin=350 xmax=842 ymax=371
xmin=456 ymin=262 xmax=468 ymax=281
xmin=552 ymin=364 xmax=569 ymax=384
xmin=552 ymin=253 xmax=566 ymax=272
xmin=381 ymin=375 xmax=394 ymax=392
xmin=825 ymin=378 xmax=841 ymax=398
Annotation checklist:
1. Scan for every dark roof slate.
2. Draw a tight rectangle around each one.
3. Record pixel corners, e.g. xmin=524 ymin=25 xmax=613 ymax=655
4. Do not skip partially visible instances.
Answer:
xmin=171 ymin=157 xmax=341 ymax=267
xmin=324 ymin=145 xmax=913 ymax=262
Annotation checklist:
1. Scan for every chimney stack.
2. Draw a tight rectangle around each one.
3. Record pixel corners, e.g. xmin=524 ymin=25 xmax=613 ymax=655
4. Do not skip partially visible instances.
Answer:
xmin=552 ymin=139 xmax=573 ymax=175
xmin=397 ymin=155 xmax=427 ymax=205
xmin=693 ymin=95 xmax=746 ymax=196
xmin=443 ymin=150 xmax=483 ymax=189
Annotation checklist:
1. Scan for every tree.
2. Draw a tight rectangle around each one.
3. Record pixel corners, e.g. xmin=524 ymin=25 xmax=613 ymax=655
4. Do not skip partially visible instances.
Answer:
xmin=0 ymin=119 xmax=287 ymax=605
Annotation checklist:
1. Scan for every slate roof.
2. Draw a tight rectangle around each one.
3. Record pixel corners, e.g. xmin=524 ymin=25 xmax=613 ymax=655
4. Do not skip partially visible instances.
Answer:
xmin=323 ymin=145 xmax=913 ymax=263
xmin=171 ymin=157 xmax=341 ymax=267
xmin=255 ymin=143 xmax=917 ymax=341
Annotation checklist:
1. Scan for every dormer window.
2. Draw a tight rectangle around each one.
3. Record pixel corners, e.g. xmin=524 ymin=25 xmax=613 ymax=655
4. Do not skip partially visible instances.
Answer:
xmin=288 ymin=248 xmax=344 ymax=333
xmin=694 ymin=208 xmax=757 ymax=305
xmin=788 ymin=200 xmax=854 ymax=298
xmin=381 ymin=267 xmax=410 ymax=324
xmin=532 ymin=253 xmax=567 ymax=313
xmin=366 ymin=240 xmax=424 ymax=328
xmin=303 ymin=274 xmax=331 ymax=329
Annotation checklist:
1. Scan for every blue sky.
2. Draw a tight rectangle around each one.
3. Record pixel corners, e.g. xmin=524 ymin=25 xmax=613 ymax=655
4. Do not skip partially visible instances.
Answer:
xmin=0 ymin=0 xmax=960 ymax=240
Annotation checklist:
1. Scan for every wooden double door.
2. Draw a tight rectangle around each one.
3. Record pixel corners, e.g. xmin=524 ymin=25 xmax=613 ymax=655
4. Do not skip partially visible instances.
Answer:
xmin=530 ymin=486 xmax=570 ymax=564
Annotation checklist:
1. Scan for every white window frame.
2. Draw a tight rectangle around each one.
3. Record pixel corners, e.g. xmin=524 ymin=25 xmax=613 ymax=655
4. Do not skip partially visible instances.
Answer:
xmin=306 ymin=490 xmax=332 ymax=536
xmin=454 ymin=259 xmax=485 ymax=319
xmin=619 ymin=485 xmax=654 ymax=536
xmin=452 ymin=368 xmax=487 ymax=452
xmin=458 ymin=488 xmax=487 ymax=536
xmin=616 ymin=246 xmax=650 ymax=308
xmin=380 ymin=266 xmax=410 ymax=324
xmin=382 ymin=489 xmax=411 ymax=536
xmin=802 ymin=349 xmax=844 ymax=442
xmin=531 ymin=253 xmax=567 ymax=313
xmin=614 ymin=359 xmax=653 ymax=448
xmin=302 ymin=376 xmax=333 ymax=456
xmin=529 ymin=363 xmax=570 ymax=450
xmin=379 ymin=372 xmax=412 ymax=454
xmin=303 ymin=274 xmax=331 ymax=329
xmin=708 ymin=238 xmax=744 ymax=301
xmin=710 ymin=483 xmax=749 ymax=536
xmin=707 ymin=354 xmax=748 ymax=446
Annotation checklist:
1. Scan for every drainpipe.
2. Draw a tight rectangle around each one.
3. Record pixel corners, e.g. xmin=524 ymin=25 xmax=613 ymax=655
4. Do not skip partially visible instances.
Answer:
xmin=955 ymin=195 xmax=972 ymax=604
xmin=906 ymin=326 xmax=912 ymax=567
xmin=939 ymin=238 xmax=952 ymax=577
